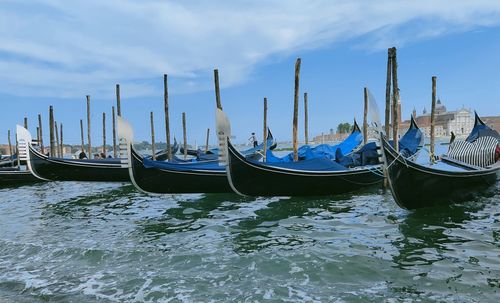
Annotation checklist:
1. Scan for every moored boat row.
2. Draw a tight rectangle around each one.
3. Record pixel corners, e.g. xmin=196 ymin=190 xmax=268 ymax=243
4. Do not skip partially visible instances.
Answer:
xmin=2 ymin=49 xmax=498 ymax=210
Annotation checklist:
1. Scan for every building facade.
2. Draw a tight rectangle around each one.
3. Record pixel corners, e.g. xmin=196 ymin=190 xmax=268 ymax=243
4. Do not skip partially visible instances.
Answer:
xmin=402 ymin=100 xmax=475 ymax=138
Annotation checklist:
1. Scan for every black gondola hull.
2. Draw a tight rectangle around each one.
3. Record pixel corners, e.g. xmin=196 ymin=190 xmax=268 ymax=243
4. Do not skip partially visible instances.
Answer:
xmin=226 ymin=142 xmax=383 ymax=196
xmin=130 ymin=147 xmax=232 ymax=194
xmin=382 ymin=137 xmax=499 ymax=209
xmin=0 ymin=169 xmax=41 ymax=186
xmin=28 ymin=146 xmax=129 ymax=182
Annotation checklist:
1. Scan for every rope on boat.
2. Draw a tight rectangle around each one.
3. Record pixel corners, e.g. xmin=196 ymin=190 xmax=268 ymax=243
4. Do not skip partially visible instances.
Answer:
xmin=367 ymin=166 xmax=385 ymax=177
xmin=386 ymin=151 xmax=409 ymax=169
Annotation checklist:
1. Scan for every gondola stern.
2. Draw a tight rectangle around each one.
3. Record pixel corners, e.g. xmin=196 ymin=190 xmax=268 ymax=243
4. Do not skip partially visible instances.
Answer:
xmin=128 ymin=145 xmax=159 ymax=195
xmin=116 ymin=116 xmax=134 ymax=170
xmin=215 ymin=108 xmax=231 ymax=167
xmin=16 ymin=125 xmax=31 ymax=163
xmin=16 ymin=125 xmax=49 ymax=181
xmin=473 ymin=111 xmax=485 ymax=127
xmin=225 ymin=139 xmax=249 ymax=197
xmin=409 ymin=115 xmax=419 ymax=130
xmin=352 ymin=119 xmax=361 ymax=134
xmin=379 ymin=132 xmax=421 ymax=210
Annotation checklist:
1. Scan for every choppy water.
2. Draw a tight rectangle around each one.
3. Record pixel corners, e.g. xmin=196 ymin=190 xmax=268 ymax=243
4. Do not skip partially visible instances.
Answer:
xmin=0 ymin=181 xmax=499 ymax=302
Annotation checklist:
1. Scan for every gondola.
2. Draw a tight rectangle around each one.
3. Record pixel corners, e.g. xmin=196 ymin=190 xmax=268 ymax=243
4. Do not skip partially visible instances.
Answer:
xmin=381 ymin=113 xmax=500 ymax=209
xmin=220 ymin=107 xmax=424 ymax=197
xmin=179 ymin=129 xmax=277 ymax=161
xmin=154 ymin=138 xmax=179 ymax=161
xmin=17 ymin=125 xmax=129 ymax=182
xmin=117 ymin=117 xmax=231 ymax=194
xmin=0 ymin=167 xmax=41 ymax=187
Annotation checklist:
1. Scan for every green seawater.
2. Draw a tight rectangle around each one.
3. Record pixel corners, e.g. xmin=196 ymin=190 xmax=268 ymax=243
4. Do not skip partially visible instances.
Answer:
xmin=0 ymin=181 xmax=499 ymax=302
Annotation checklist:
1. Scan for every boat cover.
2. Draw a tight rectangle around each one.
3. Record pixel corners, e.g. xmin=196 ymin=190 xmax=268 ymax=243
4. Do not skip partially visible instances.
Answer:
xmin=255 ymin=156 xmax=351 ymax=171
xmin=448 ymin=136 xmax=499 ymax=168
xmin=143 ymin=156 xmax=225 ymax=171
xmin=336 ymin=119 xmax=423 ymax=167
xmin=265 ymin=130 xmax=362 ymax=163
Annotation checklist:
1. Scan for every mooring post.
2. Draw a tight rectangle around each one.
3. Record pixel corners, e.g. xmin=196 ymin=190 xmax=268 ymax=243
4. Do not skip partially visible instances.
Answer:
xmin=205 ymin=128 xmax=210 ymax=153
xmin=263 ymin=97 xmax=268 ymax=162
xmin=116 ymin=84 xmax=121 ymax=117
xmin=23 ymin=117 xmax=28 ymax=130
xmin=112 ymin=106 xmax=117 ymax=158
xmin=385 ymin=48 xmax=392 ymax=139
xmin=182 ymin=112 xmax=187 ymax=159
xmin=38 ymin=114 xmax=44 ymax=154
xmin=102 ymin=112 xmax=106 ymax=157
xmin=7 ymin=130 xmax=12 ymax=161
xmin=60 ymin=123 xmax=63 ymax=157
xmin=430 ymin=76 xmax=437 ymax=162
xmin=164 ymin=74 xmax=172 ymax=161
xmin=391 ymin=47 xmax=399 ymax=153
xmin=15 ymin=133 xmax=20 ymax=166
xmin=49 ymin=106 xmax=55 ymax=156
xmin=36 ymin=127 xmax=40 ymax=146
xmin=293 ymin=58 xmax=301 ymax=161
xmin=304 ymin=92 xmax=309 ymax=145
xmin=54 ymin=120 xmax=59 ymax=157
xmin=214 ymin=69 xmax=223 ymax=110
xmin=80 ymin=119 xmax=85 ymax=154
xmin=363 ymin=87 xmax=369 ymax=145
xmin=86 ymin=95 xmax=92 ymax=156
xmin=150 ymin=111 xmax=156 ymax=160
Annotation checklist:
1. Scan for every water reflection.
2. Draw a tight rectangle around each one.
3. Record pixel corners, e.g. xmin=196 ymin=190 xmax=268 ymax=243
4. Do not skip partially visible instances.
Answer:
xmin=39 ymin=184 xmax=137 ymax=220
xmin=393 ymin=181 xmax=499 ymax=270
xmin=393 ymin=204 xmax=478 ymax=269
xmin=232 ymin=194 xmax=357 ymax=253
xmin=137 ymin=193 xmax=244 ymax=238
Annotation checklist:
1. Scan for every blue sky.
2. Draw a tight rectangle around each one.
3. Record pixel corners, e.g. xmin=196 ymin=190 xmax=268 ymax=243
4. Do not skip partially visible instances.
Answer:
xmin=1 ymin=0 xmax=500 ymax=146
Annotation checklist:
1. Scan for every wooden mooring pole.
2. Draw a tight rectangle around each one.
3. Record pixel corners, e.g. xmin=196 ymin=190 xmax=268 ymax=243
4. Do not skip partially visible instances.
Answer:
xmin=7 ymin=130 xmax=12 ymax=160
xmin=293 ymin=58 xmax=301 ymax=162
xmin=38 ymin=114 xmax=44 ymax=154
xmin=116 ymin=84 xmax=121 ymax=117
xmin=214 ymin=69 xmax=222 ymax=110
xmin=150 ymin=111 xmax=156 ymax=160
xmin=102 ymin=112 xmax=106 ymax=157
xmin=304 ymin=92 xmax=309 ymax=145
xmin=391 ymin=47 xmax=399 ymax=153
xmin=385 ymin=48 xmax=392 ymax=138
xmin=49 ymin=106 xmax=55 ymax=156
xmin=23 ymin=117 xmax=28 ymax=130
xmin=60 ymin=123 xmax=63 ymax=157
xmin=164 ymin=74 xmax=172 ymax=161
xmin=205 ymin=128 xmax=210 ymax=153
xmin=15 ymin=134 xmax=20 ymax=166
xmin=86 ymin=95 xmax=92 ymax=156
xmin=182 ymin=112 xmax=187 ymax=159
xmin=54 ymin=121 xmax=59 ymax=157
xmin=430 ymin=76 xmax=437 ymax=162
xmin=80 ymin=119 xmax=85 ymax=154
xmin=363 ymin=87 xmax=369 ymax=145
xmin=112 ymin=106 xmax=117 ymax=158
xmin=263 ymin=97 xmax=268 ymax=162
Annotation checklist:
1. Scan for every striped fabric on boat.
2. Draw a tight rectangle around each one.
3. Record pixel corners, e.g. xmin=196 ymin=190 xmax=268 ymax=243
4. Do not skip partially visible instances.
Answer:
xmin=447 ymin=136 xmax=499 ymax=168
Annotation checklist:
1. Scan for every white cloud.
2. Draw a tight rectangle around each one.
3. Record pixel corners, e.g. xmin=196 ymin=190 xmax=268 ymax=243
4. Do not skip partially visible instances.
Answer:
xmin=1 ymin=0 xmax=500 ymax=98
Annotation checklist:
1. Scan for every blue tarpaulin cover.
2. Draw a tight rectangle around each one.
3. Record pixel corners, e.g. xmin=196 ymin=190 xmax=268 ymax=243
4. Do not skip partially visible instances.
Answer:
xmin=143 ymin=157 xmax=224 ymax=171
xmin=265 ymin=130 xmax=363 ymax=163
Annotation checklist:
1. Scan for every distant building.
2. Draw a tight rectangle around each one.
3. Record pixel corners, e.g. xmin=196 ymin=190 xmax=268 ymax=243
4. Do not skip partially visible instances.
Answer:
xmin=481 ymin=116 xmax=500 ymax=133
xmin=312 ymin=131 xmax=352 ymax=144
xmin=0 ymin=144 xmax=12 ymax=156
xmin=312 ymin=99 xmax=499 ymax=142
xmin=400 ymin=99 xmax=475 ymax=137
